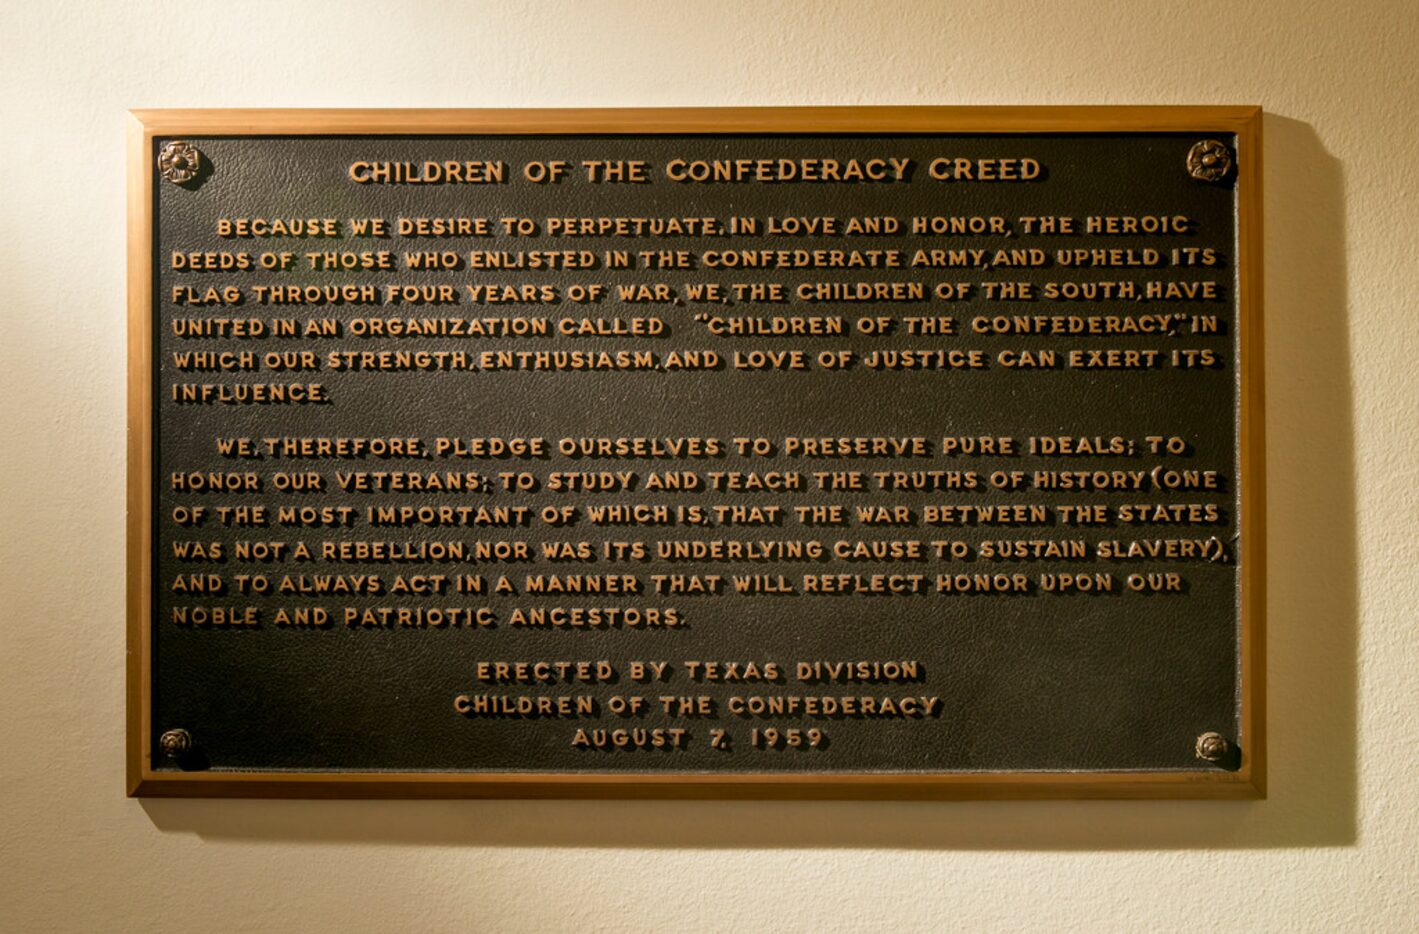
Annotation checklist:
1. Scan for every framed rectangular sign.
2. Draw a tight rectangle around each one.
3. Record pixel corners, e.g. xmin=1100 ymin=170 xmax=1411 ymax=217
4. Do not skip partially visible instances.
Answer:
xmin=128 ymin=107 xmax=1263 ymax=798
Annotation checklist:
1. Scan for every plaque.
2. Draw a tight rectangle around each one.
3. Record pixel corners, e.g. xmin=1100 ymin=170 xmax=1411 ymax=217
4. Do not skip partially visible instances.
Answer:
xmin=127 ymin=107 xmax=1263 ymax=798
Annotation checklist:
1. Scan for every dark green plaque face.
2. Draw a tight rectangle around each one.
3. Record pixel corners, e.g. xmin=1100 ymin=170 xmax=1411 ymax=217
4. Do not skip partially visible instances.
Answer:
xmin=131 ymin=109 xmax=1263 ymax=797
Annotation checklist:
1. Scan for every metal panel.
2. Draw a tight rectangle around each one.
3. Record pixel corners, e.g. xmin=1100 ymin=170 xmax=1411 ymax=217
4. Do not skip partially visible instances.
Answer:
xmin=127 ymin=108 xmax=1264 ymax=798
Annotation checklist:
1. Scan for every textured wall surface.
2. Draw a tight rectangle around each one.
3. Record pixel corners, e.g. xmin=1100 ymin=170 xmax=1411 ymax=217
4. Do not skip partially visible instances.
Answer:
xmin=2 ymin=1 xmax=1416 ymax=931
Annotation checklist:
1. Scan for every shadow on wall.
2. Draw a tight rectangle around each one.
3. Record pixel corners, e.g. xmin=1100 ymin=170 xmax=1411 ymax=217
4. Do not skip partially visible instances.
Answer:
xmin=142 ymin=114 xmax=1355 ymax=851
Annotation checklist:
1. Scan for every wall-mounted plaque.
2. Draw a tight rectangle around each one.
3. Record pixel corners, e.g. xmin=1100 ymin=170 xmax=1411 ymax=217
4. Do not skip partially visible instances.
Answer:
xmin=128 ymin=107 xmax=1263 ymax=798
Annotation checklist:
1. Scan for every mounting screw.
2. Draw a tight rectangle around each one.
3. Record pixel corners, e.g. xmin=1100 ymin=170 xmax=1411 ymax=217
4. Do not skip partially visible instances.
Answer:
xmin=1195 ymin=731 xmax=1230 ymax=762
xmin=158 ymin=140 xmax=203 ymax=185
xmin=1187 ymin=140 xmax=1232 ymax=182
xmin=159 ymin=728 xmax=193 ymax=759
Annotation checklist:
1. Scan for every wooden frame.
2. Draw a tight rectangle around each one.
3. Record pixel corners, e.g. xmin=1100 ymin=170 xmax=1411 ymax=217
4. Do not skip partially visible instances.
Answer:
xmin=127 ymin=106 xmax=1264 ymax=799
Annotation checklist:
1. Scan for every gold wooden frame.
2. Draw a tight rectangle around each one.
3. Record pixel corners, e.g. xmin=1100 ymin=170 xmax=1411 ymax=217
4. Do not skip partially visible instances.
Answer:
xmin=127 ymin=107 xmax=1264 ymax=799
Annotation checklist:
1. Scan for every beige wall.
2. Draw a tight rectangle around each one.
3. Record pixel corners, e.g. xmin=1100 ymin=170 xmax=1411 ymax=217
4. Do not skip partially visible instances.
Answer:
xmin=3 ymin=1 xmax=1416 ymax=930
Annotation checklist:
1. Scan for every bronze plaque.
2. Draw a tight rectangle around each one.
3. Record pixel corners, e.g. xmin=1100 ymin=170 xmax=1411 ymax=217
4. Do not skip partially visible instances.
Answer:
xmin=127 ymin=108 xmax=1264 ymax=798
